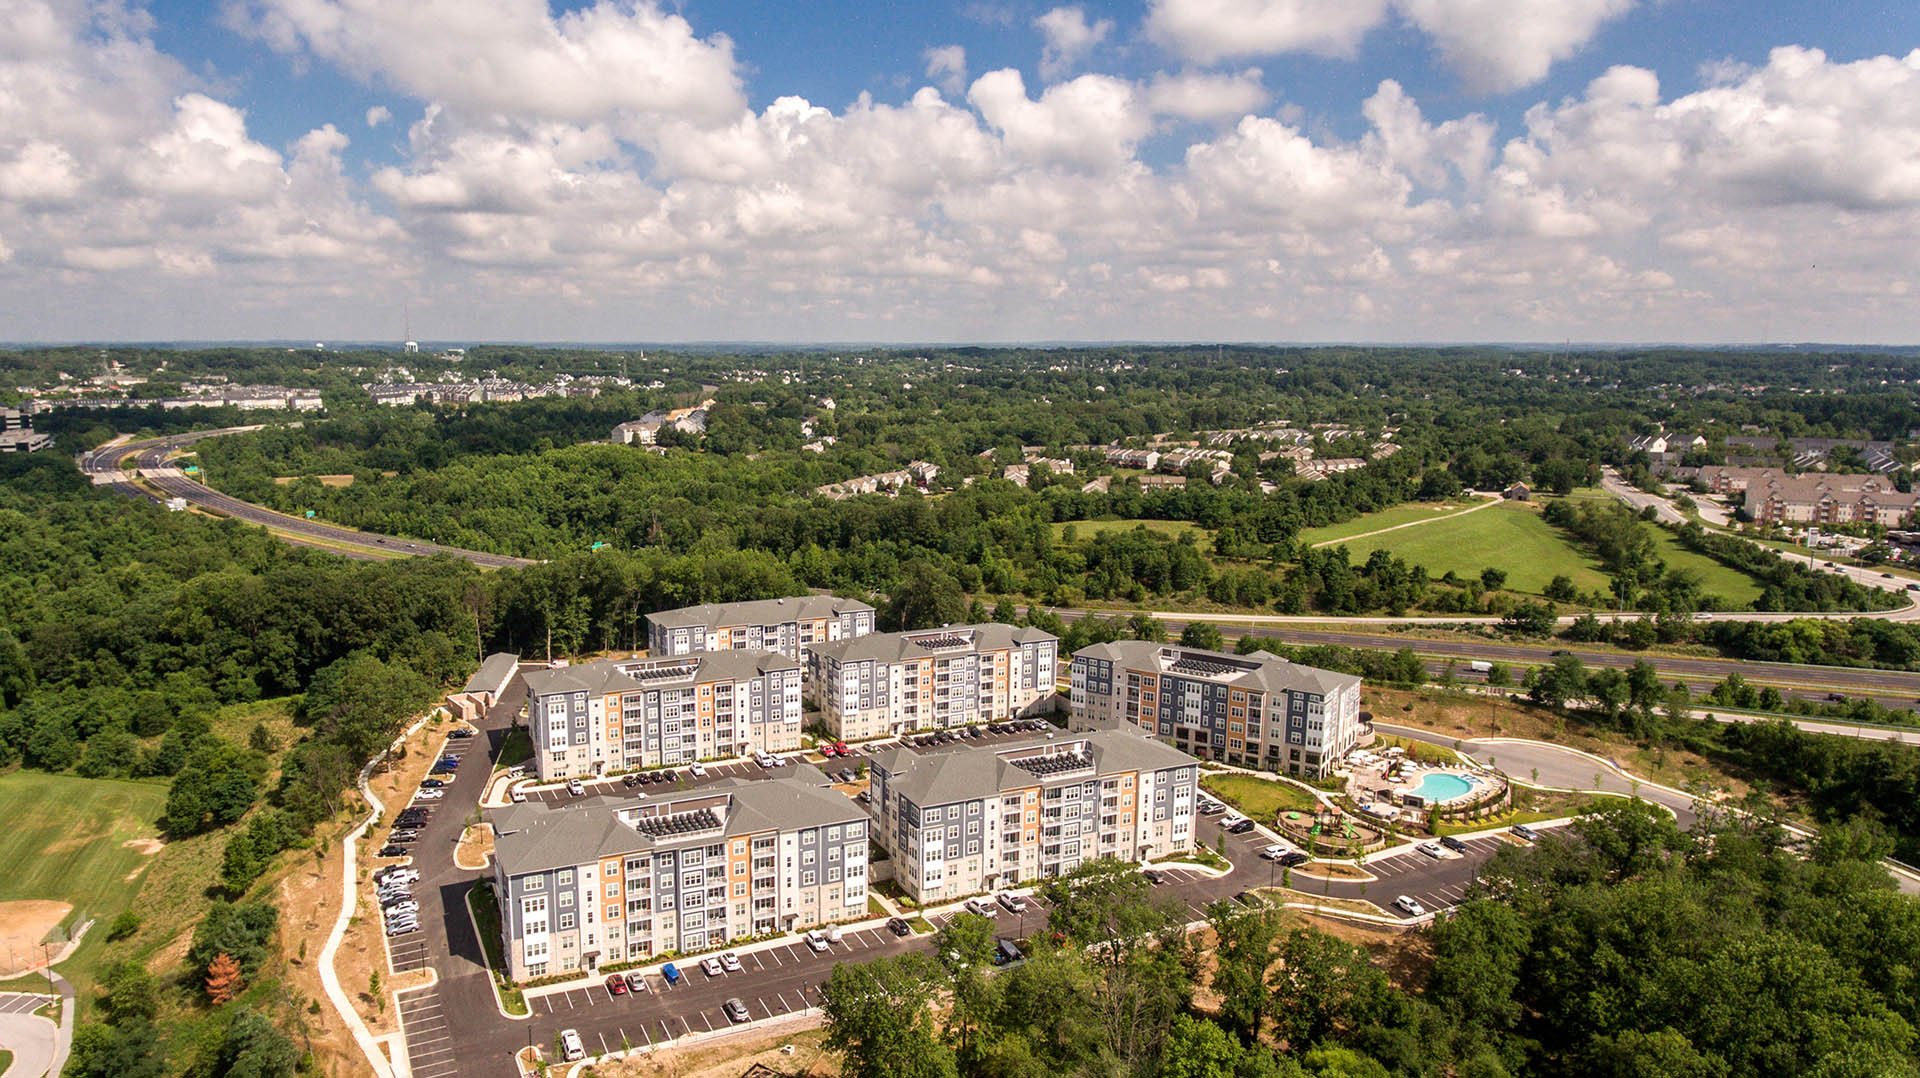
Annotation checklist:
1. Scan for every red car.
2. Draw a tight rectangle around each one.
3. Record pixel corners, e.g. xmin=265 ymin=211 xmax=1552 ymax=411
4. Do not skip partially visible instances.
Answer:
xmin=832 ymin=741 xmax=850 ymax=756
xmin=819 ymin=744 xmax=840 ymax=758
xmin=606 ymin=974 xmax=628 ymax=996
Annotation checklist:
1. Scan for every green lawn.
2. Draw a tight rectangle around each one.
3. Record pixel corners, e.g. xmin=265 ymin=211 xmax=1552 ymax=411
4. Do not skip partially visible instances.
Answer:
xmin=1199 ymin=773 xmax=1320 ymax=821
xmin=1338 ymin=502 xmax=1613 ymax=598
xmin=0 ymin=772 xmax=169 ymax=935
xmin=1298 ymin=499 xmax=1489 ymax=546
xmin=1644 ymin=528 xmax=1764 ymax=607
xmin=1051 ymin=519 xmax=1206 ymax=542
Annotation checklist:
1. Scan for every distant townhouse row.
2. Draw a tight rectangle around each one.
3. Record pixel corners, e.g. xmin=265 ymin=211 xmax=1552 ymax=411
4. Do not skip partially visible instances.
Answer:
xmin=868 ymin=729 xmax=1198 ymax=904
xmin=490 ymin=778 xmax=868 ymax=980
xmin=808 ymin=623 xmax=1059 ymax=740
xmin=524 ymin=652 xmax=803 ymax=781
xmin=1069 ymin=642 xmax=1363 ymax=779
xmin=645 ymin=594 xmax=876 ymax=663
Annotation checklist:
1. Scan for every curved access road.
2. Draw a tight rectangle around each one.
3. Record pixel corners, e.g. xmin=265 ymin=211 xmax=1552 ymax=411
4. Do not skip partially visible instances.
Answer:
xmin=81 ymin=429 xmax=537 ymax=569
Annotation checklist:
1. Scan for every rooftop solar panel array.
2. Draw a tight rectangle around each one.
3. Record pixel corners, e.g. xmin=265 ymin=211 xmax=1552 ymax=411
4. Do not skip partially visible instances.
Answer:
xmin=1168 ymin=656 xmax=1247 ymax=677
xmin=909 ymin=632 xmax=971 ymax=650
xmin=1010 ymin=751 xmax=1094 ymax=776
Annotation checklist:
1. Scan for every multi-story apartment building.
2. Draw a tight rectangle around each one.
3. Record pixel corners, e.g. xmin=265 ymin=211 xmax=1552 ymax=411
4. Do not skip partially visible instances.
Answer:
xmin=807 ymin=623 xmax=1059 ymax=741
xmin=1069 ymin=642 xmax=1363 ymax=779
xmin=490 ymin=779 xmax=868 ymax=980
xmin=1743 ymin=473 xmax=1918 ymax=526
xmin=523 ymin=652 xmax=803 ymax=781
xmin=645 ymin=595 xmax=876 ymax=663
xmin=867 ymin=730 xmax=1197 ymax=904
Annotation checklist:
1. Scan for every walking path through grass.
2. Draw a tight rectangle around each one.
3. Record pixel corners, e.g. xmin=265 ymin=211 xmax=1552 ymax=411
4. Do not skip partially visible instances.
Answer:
xmin=1308 ymin=498 xmax=1496 ymax=549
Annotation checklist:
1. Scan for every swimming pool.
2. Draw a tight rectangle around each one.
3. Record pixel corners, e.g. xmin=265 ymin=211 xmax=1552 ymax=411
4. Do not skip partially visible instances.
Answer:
xmin=1412 ymin=772 xmax=1479 ymax=804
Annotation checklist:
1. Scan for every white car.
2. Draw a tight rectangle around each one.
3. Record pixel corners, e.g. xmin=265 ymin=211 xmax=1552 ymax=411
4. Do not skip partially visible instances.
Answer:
xmin=997 ymin=892 xmax=1028 ymax=914
xmin=1394 ymin=895 xmax=1427 ymax=917
xmin=826 ymin=924 xmax=844 ymax=943
xmin=567 ymin=779 xmax=585 ymax=796
xmin=1221 ymin=812 xmax=1248 ymax=828
xmin=805 ymin=929 xmax=831 ymax=953
xmin=702 ymin=957 xmax=725 ymax=977
xmin=384 ymin=901 xmax=419 ymax=917
xmin=721 ymin=951 xmax=743 ymax=972
xmin=1259 ymin=844 xmax=1292 ymax=861
xmin=964 ymin=897 xmax=994 ymax=916
xmin=1416 ymin=841 xmax=1447 ymax=859
xmin=560 ymin=1028 xmax=585 ymax=1061
xmin=377 ymin=868 xmax=419 ymax=885
xmin=509 ymin=788 xmax=527 ymax=803
xmin=413 ymin=789 xmax=445 ymax=801
xmin=689 ymin=763 xmax=708 ymax=777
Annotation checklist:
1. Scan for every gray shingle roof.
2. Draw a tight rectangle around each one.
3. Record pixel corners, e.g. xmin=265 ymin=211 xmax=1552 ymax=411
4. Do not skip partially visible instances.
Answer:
xmin=491 ymin=778 xmax=867 ymax=879
xmin=646 ymin=594 xmax=874 ymax=632
xmin=872 ymin=728 xmax=1195 ymax=809
xmin=811 ymin=622 xmax=1057 ymax=665
xmin=463 ymin=652 xmax=520 ymax=695
xmin=1071 ymin=641 xmax=1359 ymax=697
xmin=521 ymin=650 xmax=799 ymax=700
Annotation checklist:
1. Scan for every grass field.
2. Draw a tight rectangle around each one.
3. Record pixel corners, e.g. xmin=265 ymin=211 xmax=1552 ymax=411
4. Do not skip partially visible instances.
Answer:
xmin=0 ymin=772 xmax=168 ymax=935
xmin=1339 ymin=502 xmax=1613 ymax=597
xmin=1199 ymin=773 xmax=1320 ymax=820
xmin=1299 ymin=499 xmax=1489 ymax=546
xmin=1051 ymin=518 xmax=1206 ymax=542
xmin=1644 ymin=528 xmax=1764 ymax=606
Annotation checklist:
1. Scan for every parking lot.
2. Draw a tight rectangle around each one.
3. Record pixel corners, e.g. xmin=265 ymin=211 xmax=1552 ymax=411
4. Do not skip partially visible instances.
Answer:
xmin=398 ymin=986 xmax=458 ymax=1078
xmin=387 ymin=930 xmax=431 ymax=975
xmin=1362 ymin=834 xmax=1515 ymax=915
xmin=0 ymin=992 xmax=52 ymax=1015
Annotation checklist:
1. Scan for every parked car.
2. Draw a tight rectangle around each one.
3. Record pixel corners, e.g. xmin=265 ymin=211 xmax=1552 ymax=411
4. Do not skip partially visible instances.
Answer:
xmin=1417 ymin=841 xmax=1446 ymax=859
xmin=624 ymin=971 xmax=649 ymax=993
xmin=837 ymin=769 xmax=857 ymax=784
xmin=1440 ymin=835 xmax=1468 ymax=853
xmin=887 ymin=917 xmax=913 ymax=937
xmin=994 ymin=938 xmax=1024 ymax=965
xmin=567 ymin=779 xmax=585 ymax=796
xmin=413 ymin=790 xmax=444 ymax=801
xmin=509 ymin=788 xmax=527 ymax=803
xmin=722 ymin=997 xmax=751 ymax=1024
xmin=1510 ymin=823 xmax=1540 ymax=842
xmin=702 ymin=957 xmax=724 ymax=978
xmin=661 ymin=962 xmax=682 ymax=985
xmin=689 ymin=763 xmax=708 ymax=778
xmin=805 ymin=929 xmax=831 ymax=952
xmin=1233 ymin=890 xmax=1265 ymax=907
xmin=1394 ymin=895 xmax=1427 ymax=917
xmin=1278 ymin=851 xmax=1311 ymax=868
xmin=419 ymin=778 xmax=447 ymax=789
xmin=621 ymin=774 xmax=640 ymax=787
xmin=377 ymin=868 xmax=419 ymax=885
xmin=1141 ymin=869 xmax=1165 ymax=885
xmin=606 ymin=973 xmax=628 ymax=996
xmin=831 ymin=741 xmax=849 ymax=756
xmin=377 ymin=845 xmax=407 ymax=858
xmin=560 ymin=1028 xmax=585 ymax=1061
xmin=965 ymin=897 xmax=994 ymax=916
xmin=856 ymin=790 xmax=871 ymax=804
xmin=447 ymin=728 xmax=474 ymax=739
xmin=1220 ymin=812 xmax=1247 ymax=828
xmin=1226 ymin=819 xmax=1257 ymax=835
xmin=385 ymin=921 xmax=418 ymax=937
xmin=721 ymin=951 xmax=743 ymax=973
xmin=997 ymin=892 xmax=1028 ymax=914
xmin=384 ymin=901 xmax=419 ymax=917
xmin=1259 ymin=844 xmax=1292 ymax=861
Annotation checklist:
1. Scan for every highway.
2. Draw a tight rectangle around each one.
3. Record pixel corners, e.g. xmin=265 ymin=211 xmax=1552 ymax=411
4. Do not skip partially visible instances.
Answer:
xmin=80 ymin=429 xmax=535 ymax=569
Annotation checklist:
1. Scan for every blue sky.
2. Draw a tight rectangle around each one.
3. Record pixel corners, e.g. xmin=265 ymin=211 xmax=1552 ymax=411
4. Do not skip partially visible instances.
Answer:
xmin=4 ymin=1 xmax=1919 ymax=343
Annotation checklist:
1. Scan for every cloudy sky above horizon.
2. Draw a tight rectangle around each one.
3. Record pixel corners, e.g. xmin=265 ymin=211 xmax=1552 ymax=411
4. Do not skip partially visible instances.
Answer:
xmin=2 ymin=1 xmax=1917 ymax=345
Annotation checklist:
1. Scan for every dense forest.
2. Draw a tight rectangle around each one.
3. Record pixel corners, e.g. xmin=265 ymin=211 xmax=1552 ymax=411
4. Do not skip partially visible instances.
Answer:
xmin=825 ymin=803 xmax=1919 ymax=1077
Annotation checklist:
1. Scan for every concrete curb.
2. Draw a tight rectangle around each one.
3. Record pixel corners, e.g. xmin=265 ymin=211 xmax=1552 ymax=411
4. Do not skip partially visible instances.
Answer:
xmin=462 ymin=884 xmax=531 ymax=1022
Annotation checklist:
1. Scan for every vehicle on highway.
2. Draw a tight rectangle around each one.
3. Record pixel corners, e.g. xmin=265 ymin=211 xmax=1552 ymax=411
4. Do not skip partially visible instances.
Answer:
xmin=1884 ymin=572 xmax=1896 ymax=579
xmin=1394 ymin=895 xmax=1427 ymax=917
xmin=805 ymin=929 xmax=831 ymax=953
xmin=1440 ymin=835 xmax=1468 ymax=853
xmin=1417 ymin=841 xmax=1446 ymax=859
xmin=721 ymin=951 xmax=743 ymax=973
xmin=661 ymin=962 xmax=682 ymax=985
xmin=625 ymin=971 xmax=649 ymax=993
xmin=702 ymin=957 xmax=724 ymax=978
xmin=1828 ymin=692 xmax=1846 ymax=702
xmin=997 ymin=892 xmax=1028 ymax=914
xmin=1226 ymin=818 xmax=1257 ymax=835
xmin=606 ymin=973 xmax=628 ymax=996
xmin=1510 ymin=823 xmax=1539 ymax=841
xmin=888 ymin=917 xmax=913 ymax=936
xmin=561 ymin=1028 xmax=586 ymax=1061
xmin=965 ymin=897 xmax=994 ymax=916
xmin=568 ymin=779 xmax=585 ymax=796
xmin=723 ymin=998 xmax=751 ymax=1024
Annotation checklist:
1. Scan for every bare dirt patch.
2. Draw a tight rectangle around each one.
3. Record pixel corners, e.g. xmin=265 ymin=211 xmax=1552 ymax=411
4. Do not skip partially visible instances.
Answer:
xmin=455 ymin=824 xmax=494 ymax=871
xmin=275 ymin=474 xmax=356 ymax=487
xmin=593 ymin=1020 xmax=839 ymax=1078
xmin=1293 ymin=861 xmax=1371 ymax=880
xmin=0 ymin=901 xmax=73 ymax=974
xmin=122 ymin=838 xmax=165 ymax=856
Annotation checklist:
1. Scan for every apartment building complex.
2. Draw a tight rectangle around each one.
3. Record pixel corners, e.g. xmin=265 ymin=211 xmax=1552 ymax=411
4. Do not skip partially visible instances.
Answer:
xmin=867 ymin=730 xmax=1197 ymax=903
xmin=807 ymin=623 xmax=1059 ymax=740
xmin=645 ymin=595 xmax=876 ymax=663
xmin=1744 ymin=473 xmax=1918 ymax=527
xmin=523 ymin=652 xmax=803 ymax=781
xmin=1069 ymin=642 xmax=1363 ymax=778
xmin=490 ymin=780 xmax=868 ymax=980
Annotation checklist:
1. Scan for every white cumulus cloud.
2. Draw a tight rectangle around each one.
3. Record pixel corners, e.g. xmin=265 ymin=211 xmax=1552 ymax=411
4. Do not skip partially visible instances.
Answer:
xmin=1145 ymin=69 xmax=1271 ymax=122
xmin=1147 ymin=0 xmax=1389 ymax=63
xmin=1034 ymin=6 xmax=1113 ymax=81
xmin=923 ymin=44 xmax=967 ymax=97
xmin=1395 ymin=0 xmax=1636 ymax=93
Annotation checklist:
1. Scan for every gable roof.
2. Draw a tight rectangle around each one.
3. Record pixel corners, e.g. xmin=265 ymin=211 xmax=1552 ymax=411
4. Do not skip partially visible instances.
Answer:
xmin=811 ymin=623 xmax=1057 ymax=665
xmin=646 ymin=594 xmax=874 ymax=632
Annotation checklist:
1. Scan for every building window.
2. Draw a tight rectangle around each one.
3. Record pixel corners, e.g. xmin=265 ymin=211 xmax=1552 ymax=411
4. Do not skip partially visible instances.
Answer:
xmin=558 ymin=913 xmax=575 ymax=931
xmin=522 ymin=877 xmax=545 ymax=893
